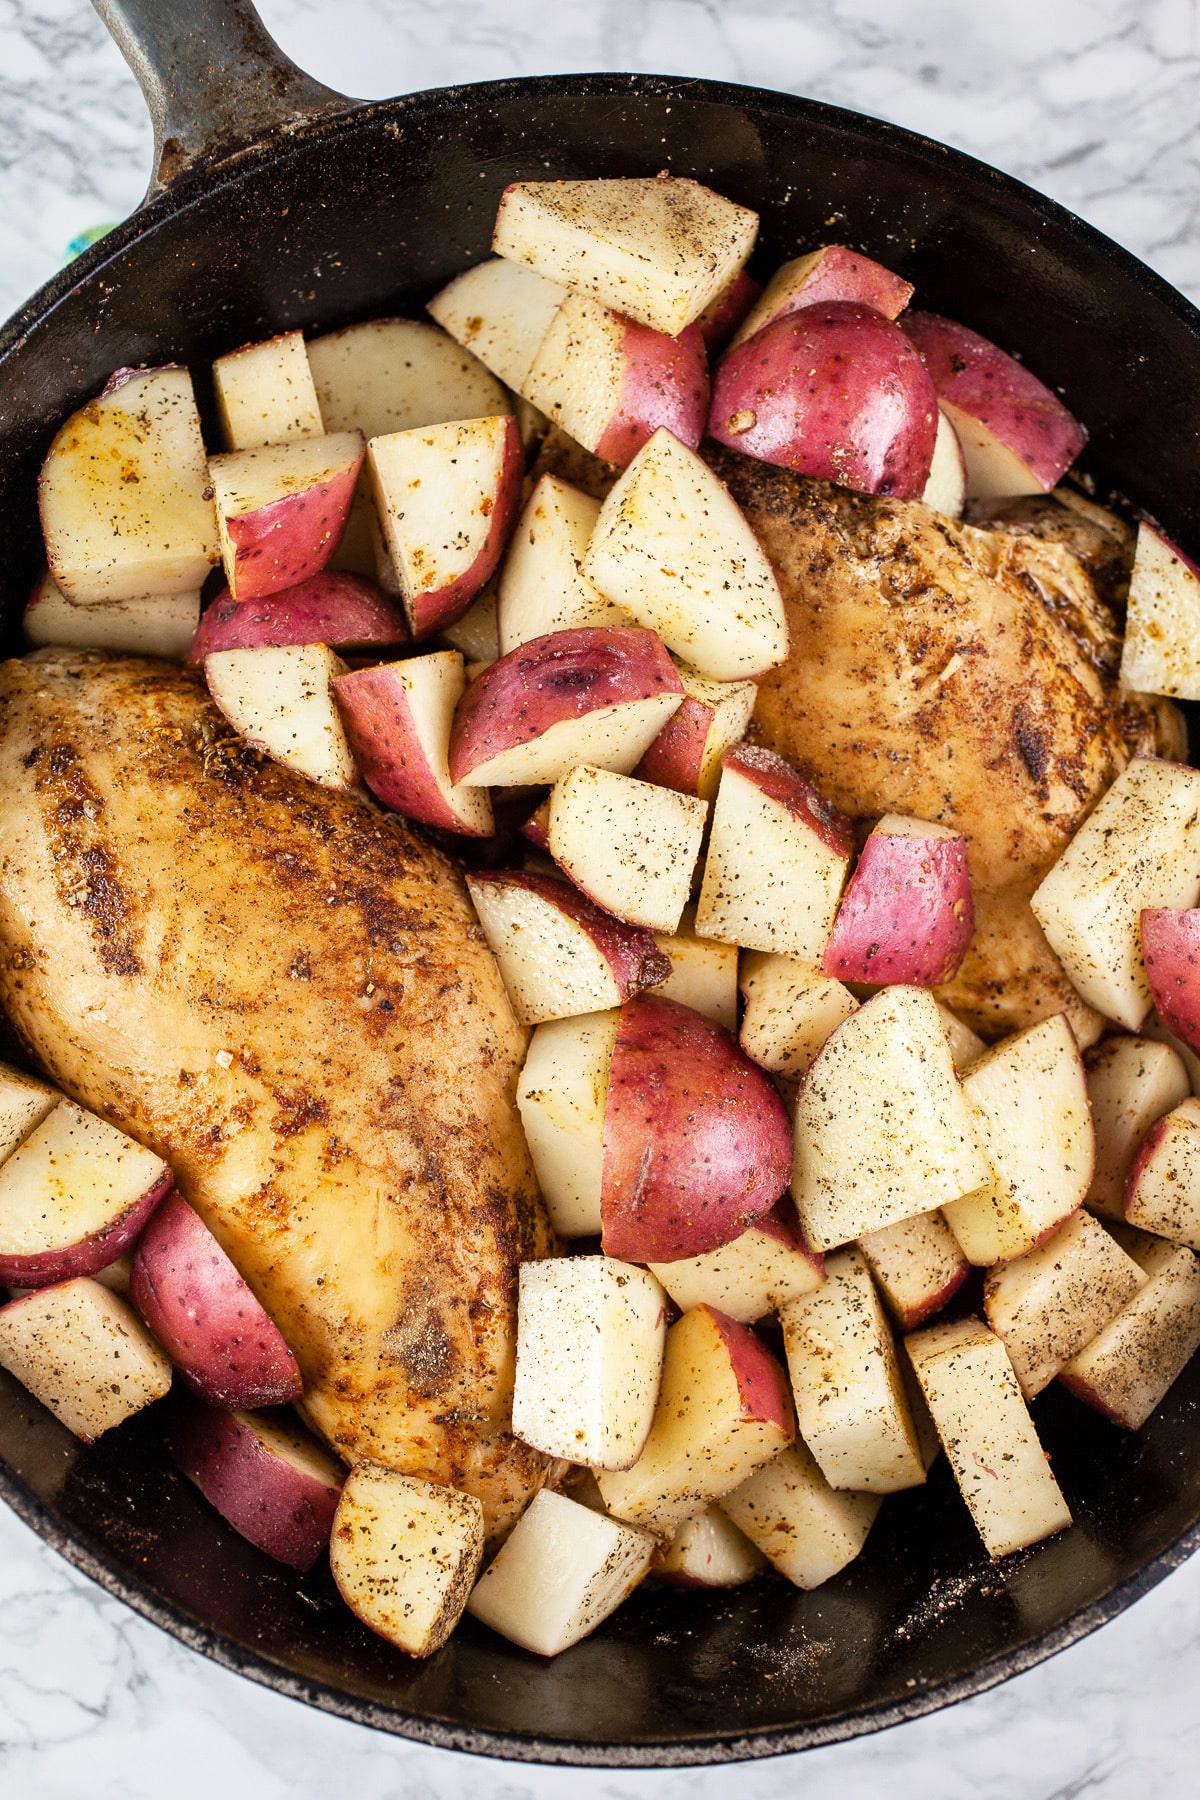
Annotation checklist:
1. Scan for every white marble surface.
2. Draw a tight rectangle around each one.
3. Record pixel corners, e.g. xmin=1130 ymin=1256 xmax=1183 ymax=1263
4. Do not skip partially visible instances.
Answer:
xmin=4 ymin=0 xmax=1200 ymax=1793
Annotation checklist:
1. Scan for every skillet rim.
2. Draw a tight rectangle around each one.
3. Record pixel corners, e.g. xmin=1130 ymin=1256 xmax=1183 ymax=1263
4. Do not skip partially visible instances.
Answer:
xmin=3 ymin=65 xmax=1200 ymax=1767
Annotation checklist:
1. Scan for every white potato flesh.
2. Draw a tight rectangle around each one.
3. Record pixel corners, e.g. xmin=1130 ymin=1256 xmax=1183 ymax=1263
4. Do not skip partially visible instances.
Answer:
xmin=1143 ymin=1008 xmax=1200 ymax=1095
xmin=936 ymin=1001 xmax=987 ymax=1071
xmin=857 ymin=1209 xmax=969 ymax=1331
xmin=722 ymin=1440 xmax=881 ymax=1591
xmin=1119 ymin=522 xmax=1200 ymax=701
xmin=780 ymin=1247 xmax=925 ymax=1494
xmin=792 ymin=985 xmax=990 ymax=1252
xmin=548 ymin=765 xmax=706 ymax=934
xmin=493 ymin=176 xmax=757 ymax=336
xmin=339 ymin=651 xmax=494 ymax=837
xmin=652 ymin=909 xmax=739 ymax=1029
xmin=1031 ymin=757 xmax=1200 ymax=1030
xmin=427 ymin=258 xmax=567 ymax=392
xmin=442 ymin=580 xmax=501 ymax=664
xmin=921 ymin=408 xmax=967 ymax=517
xmin=739 ymin=953 xmax=858 ymax=1080
xmin=516 ymin=1011 xmax=619 ymax=1237
xmin=498 ymin=474 xmax=629 ymax=654
xmin=456 ymin=692 xmax=685 ymax=790
xmin=983 ymin=1210 xmax=1147 ymax=1397
xmin=1085 ymin=1035 xmax=1191 ymax=1220
xmin=307 ymin=317 xmax=510 ymax=437
xmin=524 ymin=295 xmax=645 ymax=455
xmin=905 ymin=1317 xmax=1072 ymax=1557
xmin=467 ymin=1489 xmax=654 ymax=1656
xmin=24 ymin=572 xmax=201 ymax=659
xmin=466 ymin=877 xmax=636 ymax=1025
xmin=0 ymin=1100 xmax=169 ymax=1260
xmin=213 ymin=330 xmax=325 ymax=450
xmin=647 ymin=1212 xmax=824 ymax=1324
xmin=595 ymin=1303 xmax=793 ymax=1534
xmin=581 ymin=429 xmax=788 ymax=681
xmin=39 ymin=365 xmax=218 ymax=602
xmin=367 ymin=416 xmax=513 ymax=620
xmin=208 ymin=430 xmax=363 ymax=516
xmin=0 ymin=1061 xmax=58 ymax=1165
xmin=938 ymin=398 xmax=1045 ymax=501
xmin=1125 ymin=1096 xmax=1200 ymax=1248
xmin=943 ymin=1015 xmax=1094 ymax=1266
xmin=330 ymin=1465 xmax=484 ymax=1657
xmin=204 ymin=644 xmax=358 ymax=790
xmin=660 ymin=1504 xmax=766 ymax=1586
xmin=511 ymin=1257 xmax=667 ymax=1469
xmin=0 ymin=1278 xmax=172 ymax=1440
xmin=1060 ymin=1235 xmax=1200 ymax=1428
xmin=696 ymin=755 xmax=851 ymax=959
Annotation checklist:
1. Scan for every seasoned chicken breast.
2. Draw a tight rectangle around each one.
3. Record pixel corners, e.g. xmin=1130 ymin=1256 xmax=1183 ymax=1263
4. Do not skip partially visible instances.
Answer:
xmin=707 ymin=448 xmax=1181 ymax=1042
xmin=0 ymin=651 xmax=553 ymax=1535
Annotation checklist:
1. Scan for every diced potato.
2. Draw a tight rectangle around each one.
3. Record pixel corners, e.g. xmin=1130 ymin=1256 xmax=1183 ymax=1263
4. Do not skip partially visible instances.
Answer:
xmin=467 ymin=1489 xmax=655 ymax=1655
xmin=512 ymin=1257 xmax=667 ymax=1470
xmin=25 ymin=573 xmax=201 ymax=660
xmin=1085 ymin=1035 xmax=1191 ymax=1220
xmin=857 ymin=1209 xmax=969 ymax=1330
xmin=1031 ymin=757 xmax=1200 ymax=1030
xmin=329 ymin=1465 xmax=484 ymax=1658
xmin=905 ymin=1317 xmax=1072 ymax=1557
xmin=791 ymin=985 xmax=989 ymax=1252
xmin=427 ymin=258 xmax=567 ymax=393
xmin=780 ymin=1247 xmax=925 ymax=1493
xmin=497 ymin=474 xmax=627 ymax=654
xmin=983 ymin=1210 xmax=1147 ymax=1396
xmin=739 ymin=953 xmax=858 ymax=1081
xmin=492 ymin=176 xmax=758 ymax=337
xmin=547 ymin=765 xmax=706 ymax=935
xmin=213 ymin=330 xmax=325 ymax=450
xmin=515 ymin=1011 xmax=619 ymax=1238
xmin=936 ymin=1002 xmax=987 ymax=1071
xmin=722 ymin=1440 xmax=881 ymax=1590
xmin=943 ymin=1015 xmax=1093 ymax=1265
xmin=660 ymin=1504 xmax=766 ymax=1587
xmin=1118 ymin=521 xmax=1200 ymax=702
xmin=204 ymin=644 xmax=358 ymax=790
xmin=1059 ymin=1235 xmax=1200 ymax=1428
xmin=0 ymin=1061 xmax=58 ymax=1164
xmin=1124 ymin=1096 xmax=1200 ymax=1249
xmin=596 ymin=1303 xmax=794 ymax=1534
xmin=647 ymin=1204 xmax=824 ymax=1323
xmin=0 ymin=1278 xmax=171 ymax=1440
xmin=652 ymin=908 xmax=739 ymax=1029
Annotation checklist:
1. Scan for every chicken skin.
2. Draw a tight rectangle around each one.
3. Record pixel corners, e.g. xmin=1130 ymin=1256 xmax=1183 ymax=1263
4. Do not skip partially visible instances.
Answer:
xmin=0 ymin=651 xmax=553 ymax=1536
xmin=707 ymin=448 xmax=1182 ymax=1042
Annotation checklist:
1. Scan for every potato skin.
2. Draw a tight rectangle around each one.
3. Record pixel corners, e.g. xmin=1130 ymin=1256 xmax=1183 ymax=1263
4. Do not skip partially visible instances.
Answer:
xmin=0 ymin=651 xmax=554 ymax=1537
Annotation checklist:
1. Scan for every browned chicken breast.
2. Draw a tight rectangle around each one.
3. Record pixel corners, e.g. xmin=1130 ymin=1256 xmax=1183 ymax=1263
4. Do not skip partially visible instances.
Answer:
xmin=0 ymin=651 xmax=553 ymax=1536
xmin=707 ymin=448 xmax=1181 ymax=1042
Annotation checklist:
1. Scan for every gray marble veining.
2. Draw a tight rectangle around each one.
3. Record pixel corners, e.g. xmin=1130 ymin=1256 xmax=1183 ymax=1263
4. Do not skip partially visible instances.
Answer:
xmin=3 ymin=2 xmax=1200 ymax=1795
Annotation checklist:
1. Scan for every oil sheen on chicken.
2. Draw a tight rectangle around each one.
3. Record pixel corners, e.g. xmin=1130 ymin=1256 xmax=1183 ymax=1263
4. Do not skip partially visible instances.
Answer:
xmin=706 ymin=448 xmax=1184 ymax=1043
xmin=0 ymin=651 xmax=554 ymax=1535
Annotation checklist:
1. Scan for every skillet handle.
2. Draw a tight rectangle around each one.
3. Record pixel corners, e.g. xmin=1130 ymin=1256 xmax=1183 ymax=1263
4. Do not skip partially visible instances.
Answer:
xmin=92 ymin=0 xmax=356 ymax=195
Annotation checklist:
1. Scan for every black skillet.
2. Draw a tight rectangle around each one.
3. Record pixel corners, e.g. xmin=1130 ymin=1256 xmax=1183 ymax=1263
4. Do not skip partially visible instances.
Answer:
xmin=2 ymin=0 xmax=1200 ymax=1769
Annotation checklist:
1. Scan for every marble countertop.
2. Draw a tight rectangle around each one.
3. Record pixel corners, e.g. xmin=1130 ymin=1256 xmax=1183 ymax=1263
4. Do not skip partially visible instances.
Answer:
xmin=3 ymin=1 xmax=1200 ymax=1794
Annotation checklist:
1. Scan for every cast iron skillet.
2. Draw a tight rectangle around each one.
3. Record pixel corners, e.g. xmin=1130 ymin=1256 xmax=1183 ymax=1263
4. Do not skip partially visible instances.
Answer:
xmin=3 ymin=0 xmax=1200 ymax=1768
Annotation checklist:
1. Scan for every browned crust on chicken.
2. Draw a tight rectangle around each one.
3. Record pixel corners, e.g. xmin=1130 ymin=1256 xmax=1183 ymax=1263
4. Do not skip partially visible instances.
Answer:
xmin=0 ymin=651 xmax=553 ymax=1535
xmin=706 ymin=447 xmax=1179 ymax=1042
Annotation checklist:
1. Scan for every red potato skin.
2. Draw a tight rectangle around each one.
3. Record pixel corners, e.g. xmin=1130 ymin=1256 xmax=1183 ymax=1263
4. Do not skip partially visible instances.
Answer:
xmin=1142 ymin=909 xmax=1200 ymax=1053
xmin=225 ymin=452 xmax=365 ymax=605
xmin=756 ymin=246 xmax=914 ymax=330
xmin=723 ymin=743 xmax=855 ymax=858
xmin=163 ymin=1396 xmax=342 ymax=1570
xmin=131 ymin=1191 xmax=303 ymax=1408
xmin=704 ymin=1303 xmax=795 ymax=1436
xmin=1124 ymin=1110 xmax=1182 ymax=1217
xmin=697 ymin=270 xmax=762 ymax=354
xmin=448 ymin=626 xmax=685 ymax=784
xmin=633 ymin=696 xmax=714 ymax=795
xmin=406 ymin=415 xmax=523 ymax=640
xmin=893 ymin=1259 xmax=970 ymax=1331
xmin=0 ymin=1168 xmax=172 ymax=1290
xmin=708 ymin=303 xmax=938 ymax=499
xmin=467 ymin=868 xmax=671 ymax=997
xmin=331 ymin=662 xmax=490 ymax=837
xmin=594 ymin=321 xmax=710 ymax=466
xmin=822 ymin=829 xmax=974 ymax=985
xmin=521 ymin=800 xmax=552 ymax=851
xmin=187 ymin=573 xmax=408 ymax=665
xmin=751 ymin=1197 xmax=826 ymax=1280
xmin=1057 ymin=1366 xmax=1138 ymax=1430
xmin=601 ymin=995 xmax=793 ymax=1263
xmin=903 ymin=311 xmax=1087 ymax=490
